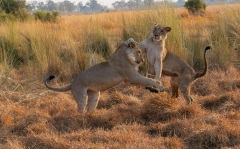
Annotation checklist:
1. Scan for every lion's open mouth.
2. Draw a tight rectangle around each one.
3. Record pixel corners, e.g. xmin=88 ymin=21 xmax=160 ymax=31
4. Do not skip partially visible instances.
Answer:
xmin=154 ymin=35 xmax=160 ymax=39
xmin=136 ymin=61 xmax=141 ymax=64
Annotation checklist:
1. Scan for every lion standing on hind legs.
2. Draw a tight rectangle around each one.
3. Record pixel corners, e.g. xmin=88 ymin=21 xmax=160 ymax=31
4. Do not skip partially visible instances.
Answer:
xmin=44 ymin=38 xmax=165 ymax=113
xmin=138 ymin=24 xmax=210 ymax=104
xmin=147 ymin=46 xmax=211 ymax=104
xmin=139 ymin=24 xmax=172 ymax=85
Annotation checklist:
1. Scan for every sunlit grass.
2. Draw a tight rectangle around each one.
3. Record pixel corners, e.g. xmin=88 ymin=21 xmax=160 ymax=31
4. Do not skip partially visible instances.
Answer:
xmin=0 ymin=4 xmax=239 ymax=77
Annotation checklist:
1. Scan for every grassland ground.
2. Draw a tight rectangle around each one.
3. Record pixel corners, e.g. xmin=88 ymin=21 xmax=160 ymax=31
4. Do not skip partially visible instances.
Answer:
xmin=0 ymin=65 xmax=240 ymax=148
xmin=0 ymin=4 xmax=240 ymax=149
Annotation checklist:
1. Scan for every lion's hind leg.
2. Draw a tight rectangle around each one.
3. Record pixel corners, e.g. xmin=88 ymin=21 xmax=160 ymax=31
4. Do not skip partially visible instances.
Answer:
xmin=87 ymin=91 xmax=100 ymax=113
xmin=170 ymin=77 xmax=179 ymax=98
xmin=179 ymin=83 xmax=193 ymax=104
xmin=71 ymin=88 xmax=88 ymax=113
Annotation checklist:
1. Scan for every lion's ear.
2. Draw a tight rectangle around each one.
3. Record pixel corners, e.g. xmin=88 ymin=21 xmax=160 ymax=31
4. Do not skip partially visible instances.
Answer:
xmin=126 ymin=38 xmax=136 ymax=48
xmin=164 ymin=27 xmax=171 ymax=32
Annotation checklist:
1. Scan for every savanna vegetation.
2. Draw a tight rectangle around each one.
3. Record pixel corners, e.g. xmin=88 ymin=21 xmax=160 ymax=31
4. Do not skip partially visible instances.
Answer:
xmin=184 ymin=0 xmax=207 ymax=15
xmin=0 ymin=3 xmax=240 ymax=149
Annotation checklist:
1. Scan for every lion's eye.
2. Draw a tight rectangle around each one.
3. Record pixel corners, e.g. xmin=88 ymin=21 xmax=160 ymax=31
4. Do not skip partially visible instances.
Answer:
xmin=138 ymin=51 xmax=141 ymax=54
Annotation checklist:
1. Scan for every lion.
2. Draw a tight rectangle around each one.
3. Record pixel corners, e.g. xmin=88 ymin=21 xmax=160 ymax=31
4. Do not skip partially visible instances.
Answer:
xmin=139 ymin=24 xmax=171 ymax=83
xmin=44 ymin=38 xmax=165 ymax=113
xmin=146 ymin=46 xmax=211 ymax=104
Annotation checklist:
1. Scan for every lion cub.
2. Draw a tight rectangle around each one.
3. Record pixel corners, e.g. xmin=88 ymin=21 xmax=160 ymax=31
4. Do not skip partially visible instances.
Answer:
xmin=139 ymin=24 xmax=171 ymax=84
xmin=44 ymin=38 xmax=165 ymax=113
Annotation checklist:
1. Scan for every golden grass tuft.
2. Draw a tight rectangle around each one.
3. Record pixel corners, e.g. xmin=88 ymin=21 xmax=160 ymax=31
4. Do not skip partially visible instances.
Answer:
xmin=201 ymin=94 xmax=233 ymax=111
xmin=97 ymin=91 xmax=124 ymax=109
xmin=185 ymin=122 xmax=240 ymax=149
xmin=141 ymin=93 xmax=178 ymax=122
xmin=218 ymin=80 xmax=240 ymax=91
xmin=148 ymin=120 xmax=194 ymax=138
xmin=50 ymin=113 xmax=85 ymax=133
xmin=200 ymin=92 xmax=240 ymax=112
xmin=22 ymin=135 xmax=70 ymax=149
xmin=141 ymin=93 xmax=204 ymax=122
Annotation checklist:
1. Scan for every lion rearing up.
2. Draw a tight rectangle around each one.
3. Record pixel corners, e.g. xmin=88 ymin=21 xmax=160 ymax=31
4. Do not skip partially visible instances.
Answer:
xmin=44 ymin=38 xmax=165 ymax=113
xmin=147 ymin=46 xmax=211 ymax=104
xmin=139 ymin=24 xmax=171 ymax=83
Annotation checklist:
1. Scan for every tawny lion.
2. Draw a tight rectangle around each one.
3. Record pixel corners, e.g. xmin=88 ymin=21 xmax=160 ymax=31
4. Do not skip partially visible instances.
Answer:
xmin=44 ymin=38 xmax=165 ymax=113
xmin=147 ymin=46 xmax=211 ymax=104
xmin=139 ymin=24 xmax=171 ymax=83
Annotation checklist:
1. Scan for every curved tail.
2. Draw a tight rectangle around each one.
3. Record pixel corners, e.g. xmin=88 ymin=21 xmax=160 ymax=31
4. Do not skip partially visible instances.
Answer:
xmin=193 ymin=46 xmax=211 ymax=79
xmin=44 ymin=75 xmax=71 ymax=92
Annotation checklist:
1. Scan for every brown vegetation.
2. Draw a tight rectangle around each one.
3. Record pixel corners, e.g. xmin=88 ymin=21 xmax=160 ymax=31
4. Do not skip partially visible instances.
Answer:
xmin=0 ymin=65 xmax=239 ymax=148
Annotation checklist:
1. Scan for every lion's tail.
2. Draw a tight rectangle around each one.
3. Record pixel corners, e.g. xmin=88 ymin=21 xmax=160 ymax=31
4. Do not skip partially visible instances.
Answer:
xmin=193 ymin=46 xmax=211 ymax=79
xmin=44 ymin=75 xmax=71 ymax=92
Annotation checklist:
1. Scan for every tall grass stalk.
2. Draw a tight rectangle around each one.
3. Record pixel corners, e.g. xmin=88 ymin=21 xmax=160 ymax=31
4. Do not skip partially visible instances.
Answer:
xmin=209 ymin=7 xmax=240 ymax=69
xmin=210 ymin=19 xmax=230 ymax=69
xmin=223 ymin=6 xmax=240 ymax=63
xmin=157 ymin=4 xmax=186 ymax=56
xmin=184 ymin=22 xmax=210 ymax=69
xmin=0 ymin=22 xmax=22 ymax=68
xmin=122 ymin=5 xmax=186 ymax=58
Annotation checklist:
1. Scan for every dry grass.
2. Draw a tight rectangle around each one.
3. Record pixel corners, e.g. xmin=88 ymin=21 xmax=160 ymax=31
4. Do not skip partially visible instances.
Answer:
xmin=0 ymin=67 xmax=240 ymax=148
xmin=0 ymin=4 xmax=240 ymax=149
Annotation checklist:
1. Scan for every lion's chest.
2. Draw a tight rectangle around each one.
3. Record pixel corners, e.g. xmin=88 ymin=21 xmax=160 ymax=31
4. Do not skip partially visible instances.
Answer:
xmin=146 ymin=45 xmax=164 ymax=65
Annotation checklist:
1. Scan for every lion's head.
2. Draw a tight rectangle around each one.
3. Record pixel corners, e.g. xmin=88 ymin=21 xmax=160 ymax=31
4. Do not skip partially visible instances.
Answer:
xmin=109 ymin=38 xmax=144 ymax=69
xmin=125 ymin=38 xmax=144 ymax=66
xmin=152 ymin=24 xmax=171 ymax=41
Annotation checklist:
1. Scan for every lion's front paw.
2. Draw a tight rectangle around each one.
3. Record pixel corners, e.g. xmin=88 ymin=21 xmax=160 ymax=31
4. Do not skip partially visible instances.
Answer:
xmin=159 ymin=86 xmax=165 ymax=92
xmin=155 ymin=80 xmax=163 ymax=85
